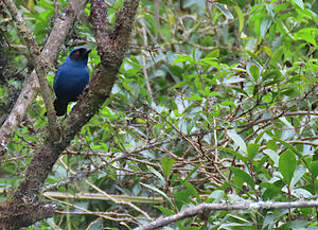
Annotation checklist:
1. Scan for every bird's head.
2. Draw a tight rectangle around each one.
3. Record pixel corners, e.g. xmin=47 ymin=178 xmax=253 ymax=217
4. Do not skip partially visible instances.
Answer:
xmin=68 ymin=48 xmax=91 ymax=65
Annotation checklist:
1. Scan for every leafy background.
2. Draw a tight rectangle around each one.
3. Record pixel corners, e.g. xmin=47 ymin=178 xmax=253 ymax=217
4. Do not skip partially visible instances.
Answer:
xmin=0 ymin=0 xmax=318 ymax=229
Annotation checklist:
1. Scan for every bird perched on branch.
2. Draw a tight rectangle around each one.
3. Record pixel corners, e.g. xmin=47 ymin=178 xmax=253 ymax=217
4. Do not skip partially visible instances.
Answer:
xmin=53 ymin=47 xmax=91 ymax=116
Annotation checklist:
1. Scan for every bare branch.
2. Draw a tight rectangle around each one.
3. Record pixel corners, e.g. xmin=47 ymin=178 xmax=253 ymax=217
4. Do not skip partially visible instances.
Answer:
xmin=43 ymin=191 xmax=164 ymax=204
xmin=135 ymin=200 xmax=318 ymax=230
xmin=2 ymin=0 xmax=40 ymax=57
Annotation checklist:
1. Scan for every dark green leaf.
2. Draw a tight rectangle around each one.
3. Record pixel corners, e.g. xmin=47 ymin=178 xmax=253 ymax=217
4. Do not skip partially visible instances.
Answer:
xmin=247 ymin=143 xmax=259 ymax=160
xmin=279 ymin=150 xmax=296 ymax=185
xmin=230 ymin=167 xmax=254 ymax=188
xmin=161 ymin=157 xmax=174 ymax=178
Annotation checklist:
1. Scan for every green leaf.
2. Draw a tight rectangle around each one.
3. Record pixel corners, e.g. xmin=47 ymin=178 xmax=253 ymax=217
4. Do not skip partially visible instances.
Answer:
xmin=310 ymin=161 xmax=318 ymax=179
xmin=260 ymin=17 xmax=272 ymax=38
xmin=230 ymin=167 xmax=254 ymax=188
xmin=267 ymin=140 xmax=278 ymax=151
xmin=147 ymin=166 xmax=165 ymax=184
xmin=140 ymin=182 xmax=173 ymax=206
xmin=247 ymin=143 xmax=259 ymax=160
xmin=169 ymin=65 xmax=184 ymax=78
xmin=227 ymin=129 xmax=247 ymax=154
xmin=261 ymin=181 xmax=283 ymax=200
xmin=172 ymin=54 xmax=195 ymax=65
xmin=263 ymin=149 xmax=279 ymax=167
xmin=161 ymin=157 xmax=174 ymax=178
xmin=194 ymin=76 xmax=203 ymax=90
xmin=184 ymin=182 xmax=199 ymax=200
xmin=206 ymin=49 xmax=220 ymax=58
xmin=246 ymin=61 xmax=261 ymax=81
xmin=219 ymin=147 xmax=249 ymax=165
xmin=215 ymin=3 xmax=234 ymax=19
xmin=220 ymin=101 xmax=236 ymax=107
xmin=290 ymin=0 xmax=304 ymax=9
xmin=155 ymin=206 xmax=175 ymax=216
xmin=279 ymin=150 xmax=296 ymax=185
xmin=234 ymin=5 xmax=244 ymax=33
xmin=272 ymin=137 xmax=303 ymax=160
xmin=172 ymin=80 xmax=189 ymax=89
xmin=174 ymin=183 xmax=199 ymax=209
xmin=183 ymin=164 xmax=201 ymax=182
xmin=293 ymin=28 xmax=318 ymax=47
xmin=197 ymin=57 xmax=218 ymax=66
xmin=290 ymin=167 xmax=306 ymax=189
xmin=185 ymin=93 xmax=203 ymax=101
xmin=313 ymin=149 xmax=318 ymax=161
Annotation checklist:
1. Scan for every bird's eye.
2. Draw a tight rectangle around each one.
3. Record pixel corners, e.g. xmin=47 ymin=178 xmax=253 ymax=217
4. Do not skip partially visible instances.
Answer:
xmin=75 ymin=51 xmax=80 ymax=55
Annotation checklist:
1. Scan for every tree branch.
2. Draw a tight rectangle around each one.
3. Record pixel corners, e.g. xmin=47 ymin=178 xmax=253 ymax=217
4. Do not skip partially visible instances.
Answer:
xmin=135 ymin=200 xmax=318 ymax=230
xmin=0 ymin=0 xmax=88 ymax=155
xmin=0 ymin=201 xmax=57 ymax=229
xmin=3 ymin=0 xmax=58 ymax=138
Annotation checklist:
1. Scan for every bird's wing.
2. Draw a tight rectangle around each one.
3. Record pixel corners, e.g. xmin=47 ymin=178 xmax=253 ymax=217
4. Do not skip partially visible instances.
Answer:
xmin=53 ymin=64 xmax=66 ymax=92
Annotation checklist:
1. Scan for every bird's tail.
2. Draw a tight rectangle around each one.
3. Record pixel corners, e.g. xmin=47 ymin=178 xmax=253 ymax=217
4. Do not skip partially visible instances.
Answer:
xmin=54 ymin=99 xmax=68 ymax=116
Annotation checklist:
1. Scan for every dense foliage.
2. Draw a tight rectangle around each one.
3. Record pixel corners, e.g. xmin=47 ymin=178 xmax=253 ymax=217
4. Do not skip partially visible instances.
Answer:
xmin=0 ymin=0 xmax=318 ymax=229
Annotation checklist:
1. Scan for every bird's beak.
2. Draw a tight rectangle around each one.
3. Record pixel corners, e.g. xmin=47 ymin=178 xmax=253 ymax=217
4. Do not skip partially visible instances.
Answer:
xmin=86 ymin=49 xmax=92 ymax=54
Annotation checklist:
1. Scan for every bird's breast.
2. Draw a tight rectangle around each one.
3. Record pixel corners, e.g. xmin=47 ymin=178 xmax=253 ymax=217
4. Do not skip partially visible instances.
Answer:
xmin=54 ymin=65 xmax=89 ymax=101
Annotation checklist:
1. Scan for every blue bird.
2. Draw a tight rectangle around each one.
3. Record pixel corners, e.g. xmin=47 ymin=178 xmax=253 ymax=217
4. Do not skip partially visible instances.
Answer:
xmin=53 ymin=48 xmax=91 ymax=116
